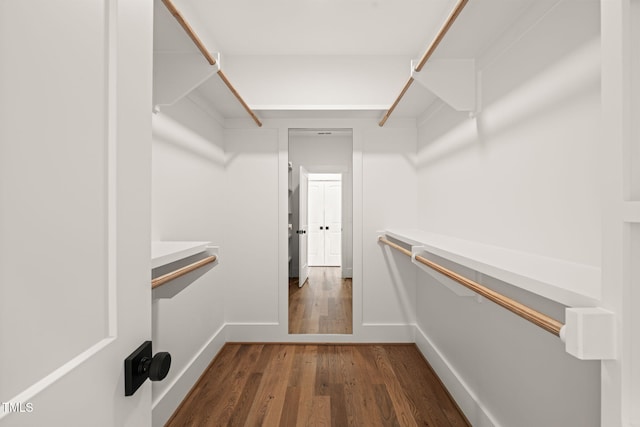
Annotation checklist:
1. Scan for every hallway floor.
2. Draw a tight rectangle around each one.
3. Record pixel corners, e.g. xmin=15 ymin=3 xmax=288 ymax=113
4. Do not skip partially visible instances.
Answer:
xmin=165 ymin=343 xmax=470 ymax=427
xmin=289 ymin=267 xmax=352 ymax=334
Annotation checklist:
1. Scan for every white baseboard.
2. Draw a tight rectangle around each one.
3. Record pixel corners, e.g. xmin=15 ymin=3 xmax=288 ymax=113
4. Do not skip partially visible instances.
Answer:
xmin=358 ymin=323 xmax=414 ymax=342
xmin=224 ymin=322 xmax=282 ymax=342
xmin=152 ymin=323 xmax=226 ymax=427
xmin=291 ymin=267 xmax=353 ymax=278
xmin=414 ymin=324 xmax=499 ymax=427
xmin=225 ymin=322 xmax=414 ymax=343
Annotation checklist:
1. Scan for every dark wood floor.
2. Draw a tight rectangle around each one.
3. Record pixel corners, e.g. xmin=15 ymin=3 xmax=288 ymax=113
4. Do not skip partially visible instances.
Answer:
xmin=289 ymin=267 xmax=353 ymax=334
xmin=165 ymin=344 xmax=470 ymax=427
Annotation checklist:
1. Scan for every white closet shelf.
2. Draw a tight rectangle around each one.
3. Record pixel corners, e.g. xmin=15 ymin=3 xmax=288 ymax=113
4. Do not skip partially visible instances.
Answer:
xmin=383 ymin=229 xmax=601 ymax=307
xmin=151 ymin=241 xmax=211 ymax=269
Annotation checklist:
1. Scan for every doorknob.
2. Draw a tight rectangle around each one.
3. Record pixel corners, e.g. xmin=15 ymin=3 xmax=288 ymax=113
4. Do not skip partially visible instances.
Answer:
xmin=296 ymin=230 xmax=306 ymax=234
xmin=124 ymin=341 xmax=172 ymax=396
xmin=141 ymin=352 xmax=171 ymax=381
xmin=320 ymin=226 xmax=324 ymax=230
xmin=325 ymin=226 xmax=329 ymax=230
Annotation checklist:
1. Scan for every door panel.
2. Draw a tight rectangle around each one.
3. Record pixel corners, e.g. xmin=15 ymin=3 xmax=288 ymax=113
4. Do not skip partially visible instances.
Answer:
xmin=305 ymin=179 xmax=342 ymax=267
xmin=0 ymin=1 xmax=152 ymax=425
xmin=0 ymin=0 xmax=109 ymax=399
xmin=308 ymin=182 xmax=324 ymax=266
xmin=325 ymin=182 xmax=342 ymax=266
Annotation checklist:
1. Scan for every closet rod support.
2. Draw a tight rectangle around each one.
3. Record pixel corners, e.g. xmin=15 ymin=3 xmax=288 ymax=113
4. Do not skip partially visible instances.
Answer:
xmin=379 ymin=0 xmax=469 ymax=126
xmin=161 ymin=0 xmax=262 ymax=127
xmin=378 ymin=236 xmax=563 ymax=336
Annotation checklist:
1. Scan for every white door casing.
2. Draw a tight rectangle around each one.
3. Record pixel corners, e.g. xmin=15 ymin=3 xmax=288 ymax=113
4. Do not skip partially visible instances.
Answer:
xmin=298 ymin=167 xmax=309 ymax=286
xmin=0 ymin=1 xmax=153 ymax=426
xmin=601 ymin=1 xmax=640 ymax=425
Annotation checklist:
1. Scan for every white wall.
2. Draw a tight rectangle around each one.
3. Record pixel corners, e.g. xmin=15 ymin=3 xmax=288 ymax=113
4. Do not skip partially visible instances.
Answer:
xmin=417 ymin=3 xmax=601 ymax=267
xmin=222 ymin=127 xmax=280 ymax=324
xmin=219 ymin=118 xmax=418 ymax=342
xmin=289 ymin=132 xmax=353 ymax=277
xmin=362 ymin=126 xmax=418 ymax=325
xmin=413 ymin=1 xmax=601 ymax=426
xmin=150 ymin=98 xmax=227 ymax=426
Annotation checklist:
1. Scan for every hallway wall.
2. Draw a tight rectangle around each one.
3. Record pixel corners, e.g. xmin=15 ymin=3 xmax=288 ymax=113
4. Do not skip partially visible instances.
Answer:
xmin=413 ymin=1 xmax=601 ymax=426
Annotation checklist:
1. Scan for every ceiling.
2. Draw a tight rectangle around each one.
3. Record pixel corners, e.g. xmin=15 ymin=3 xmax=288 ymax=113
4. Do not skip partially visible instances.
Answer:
xmin=156 ymin=0 xmax=561 ymax=120
xmin=177 ymin=0 xmax=459 ymax=56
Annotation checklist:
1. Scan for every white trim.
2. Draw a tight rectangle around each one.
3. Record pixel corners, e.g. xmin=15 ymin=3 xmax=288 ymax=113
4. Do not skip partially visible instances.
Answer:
xmin=152 ymin=324 xmax=226 ymax=427
xmin=352 ymin=126 xmax=364 ymax=337
xmin=342 ymin=267 xmax=353 ymax=278
xmin=601 ymin=1 xmax=634 ymax=425
xmin=224 ymin=322 xmax=414 ymax=343
xmin=283 ymin=121 xmax=360 ymax=337
xmin=106 ymin=0 xmax=119 ymax=338
xmin=279 ymin=125 xmax=291 ymax=338
xmin=414 ymin=325 xmax=500 ymax=427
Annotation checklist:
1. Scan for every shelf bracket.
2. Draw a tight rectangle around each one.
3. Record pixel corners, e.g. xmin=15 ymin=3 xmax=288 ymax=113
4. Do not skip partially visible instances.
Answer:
xmin=411 ymin=59 xmax=478 ymax=115
xmin=153 ymin=51 xmax=221 ymax=113
xmin=560 ymin=307 xmax=616 ymax=360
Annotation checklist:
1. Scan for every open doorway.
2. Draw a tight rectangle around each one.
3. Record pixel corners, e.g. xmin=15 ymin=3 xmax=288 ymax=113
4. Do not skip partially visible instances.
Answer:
xmin=288 ymin=129 xmax=353 ymax=334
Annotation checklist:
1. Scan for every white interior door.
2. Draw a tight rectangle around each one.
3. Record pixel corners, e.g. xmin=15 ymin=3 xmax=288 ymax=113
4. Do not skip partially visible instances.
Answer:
xmin=298 ymin=167 xmax=309 ymax=286
xmin=0 ymin=1 xmax=153 ymax=426
xmin=324 ymin=181 xmax=342 ymax=266
xmin=307 ymin=178 xmax=342 ymax=267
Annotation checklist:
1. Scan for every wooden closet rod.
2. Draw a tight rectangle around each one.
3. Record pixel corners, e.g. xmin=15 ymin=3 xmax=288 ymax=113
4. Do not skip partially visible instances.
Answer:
xmin=379 ymin=0 xmax=469 ymax=127
xmin=378 ymin=77 xmax=415 ymax=128
xmin=378 ymin=237 xmax=564 ymax=336
xmin=161 ymin=0 xmax=263 ymax=127
xmin=217 ymin=70 xmax=263 ymax=127
xmin=152 ymin=255 xmax=217 ymax=289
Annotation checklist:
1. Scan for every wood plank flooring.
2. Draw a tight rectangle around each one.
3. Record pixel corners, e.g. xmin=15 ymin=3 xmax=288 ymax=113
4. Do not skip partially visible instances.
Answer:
xmin=165 ymin=344 xmax=470 ymax=427
xmin=289 ymin=267 xmax=352 ymax=334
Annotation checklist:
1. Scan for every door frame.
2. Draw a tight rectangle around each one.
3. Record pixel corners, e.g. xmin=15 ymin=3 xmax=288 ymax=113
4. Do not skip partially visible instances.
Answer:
xmin=282 ymin=125 xmax=358 ymax=340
